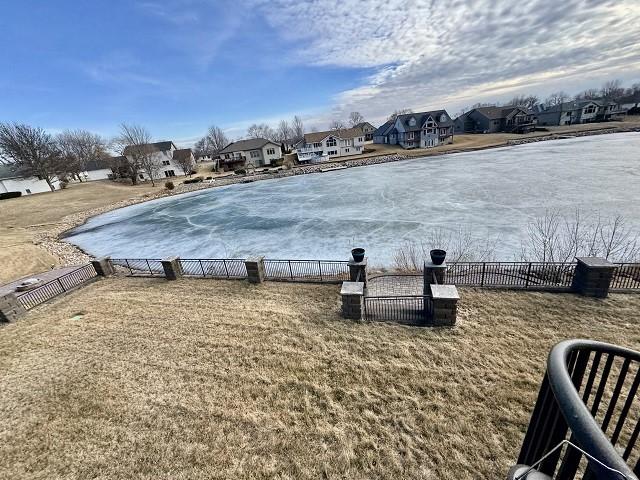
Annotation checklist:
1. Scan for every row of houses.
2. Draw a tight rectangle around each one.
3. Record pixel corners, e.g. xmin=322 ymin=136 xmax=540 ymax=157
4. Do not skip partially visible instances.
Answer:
xmin=0 ymin=141 xmax=196 ymax=195
xmin=2 ymin=95 xmax=635 ymax=195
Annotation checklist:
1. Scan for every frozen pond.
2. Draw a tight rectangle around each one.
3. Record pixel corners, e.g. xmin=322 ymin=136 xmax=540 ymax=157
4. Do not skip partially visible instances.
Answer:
xmin=66 ymin=133 xmax=640 ymax=266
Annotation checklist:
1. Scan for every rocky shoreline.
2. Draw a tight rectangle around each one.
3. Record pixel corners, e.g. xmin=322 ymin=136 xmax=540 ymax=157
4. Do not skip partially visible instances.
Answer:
xmin=40 ymin=126 xmax=639 ymax=268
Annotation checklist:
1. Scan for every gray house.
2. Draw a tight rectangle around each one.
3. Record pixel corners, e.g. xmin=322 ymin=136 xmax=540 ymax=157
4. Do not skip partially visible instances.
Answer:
xmin=373 ymin=110 xmax=454 ymax=149
xmin=454 ymin=106 xmax=536 ymax=133
xmin=532 ymin=99 xmax=626 ymax=126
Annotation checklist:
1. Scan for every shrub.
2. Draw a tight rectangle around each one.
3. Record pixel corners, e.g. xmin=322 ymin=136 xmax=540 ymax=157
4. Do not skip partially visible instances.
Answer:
xmin=59 ymin=180 xmax=68 ymax=189
xmin=183 ymin=177 xmax=203 ymax=184
xmin=234 ymin=168 xmax=246 ymax=175
xmin=0 ymin=191 xmax=22 ymax=200
xmin=165 ymin=181 xmax=175 ymax=190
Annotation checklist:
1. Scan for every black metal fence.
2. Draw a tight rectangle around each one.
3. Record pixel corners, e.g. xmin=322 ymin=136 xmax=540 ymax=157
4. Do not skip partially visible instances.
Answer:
xmin=611 ymin=263 xmax=640 ymax=290
xmin=179 ymin=259 xmax=247 ymax=278
xmin=444 ymin=262 xmax=577 ymax=289
xmin=363 ymin=295 xmax=428 ymax=325
xmin=16 ymin=264 xmax=97 ymax=310
xmin=111 ymin=258 xmax=164 ymax=276
xmin=515 ymin=340 xmax=640 ymax=479
xmin=264 ymin=259 xmax=350 ymax=283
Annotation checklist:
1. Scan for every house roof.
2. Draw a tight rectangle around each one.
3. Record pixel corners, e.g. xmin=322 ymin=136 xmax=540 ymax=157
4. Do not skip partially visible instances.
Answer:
xmin=373 ymin=120 xmax=395 ymax=137
xmin=0 ymin=163 xmax=26 ymax=180
xmin=172 ymin=148 xmax=193 ymax=162
xmin=302 ymin=126 xmax=366 ymax=144
xmin=535 ymin=100 xmax=600 ymax=114
xmin=354 ymin=121 xmax=376 ymax=132
xmin=85 ymin=158 xmax=113 ymax=171
xmin=123 ymin=141 xmax=176 ymax=155
xmin=395 ymin=110 xmax=453 ymax=131
xmin=219 ymin=138 xmax=278 ymax=154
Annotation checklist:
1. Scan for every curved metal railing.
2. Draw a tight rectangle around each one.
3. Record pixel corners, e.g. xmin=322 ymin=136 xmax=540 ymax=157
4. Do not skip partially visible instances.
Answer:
xmin=516 ymin=340 xmax=640 ymax=479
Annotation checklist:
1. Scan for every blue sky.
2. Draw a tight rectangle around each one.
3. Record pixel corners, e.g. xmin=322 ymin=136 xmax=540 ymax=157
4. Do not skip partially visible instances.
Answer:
xmin=1 ymin=0 xmax=639 ymax=145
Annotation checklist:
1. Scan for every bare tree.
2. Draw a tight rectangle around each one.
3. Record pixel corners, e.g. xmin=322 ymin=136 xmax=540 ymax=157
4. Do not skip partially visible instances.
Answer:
xmin=348 ymin=111 xmax=364 ymax=127
xmin=387 ymin=108 xmax=413 ymax=122
xmin=521 ymin=209 xmax=639 ymax=263
xmin=545 ymin=91 xmax=569 ymax=106
xmin=112 ymin=124 xmax=154 ymax=186
xmin=276 ymin=120 xmax=292 ymax=144
xmin=56 ymin=129 xmax=107 ymax=182
xmin=247 ymin=123 xmax=276 ymax=141
xmin=195 ymin=125 xmax=229 ymax=156
xmin=601 ymin=79 xmax=624 ymax=100
xmin=392 ymin=227 xmax=497 ymax=272
xmin=174 ymin=150 xmax=194 ymax=177
xmin=329 ymin=119 xmax=345 ymax=131
xmin=291 ymin=115 xmax=304 ymax=143
xmin=575 ymin=88 xmax=600 ymax=100
xmin=506 ymin=94 xmax=539 ymax=110
xmin=0 ymin=123 xmax=61 ymax=191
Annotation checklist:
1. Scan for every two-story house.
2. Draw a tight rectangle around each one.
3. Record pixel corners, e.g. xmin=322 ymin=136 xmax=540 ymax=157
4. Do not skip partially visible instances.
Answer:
xmin=353 ymin=122 xmax=377 ymax=141
xmin=373 ymin=110 xmax=454 ymax=148
xmin=533 ymin=100 xmax=602 ymax=126
xmin=218 ymin=138 xmax=282 ymax=170
xmin=294 ymin=127 xmax=366 ymax=163
xmin=123 ymin=141 xmax=193 ymax=180
xmin=454 ymin=106 xmax=536 ymax=133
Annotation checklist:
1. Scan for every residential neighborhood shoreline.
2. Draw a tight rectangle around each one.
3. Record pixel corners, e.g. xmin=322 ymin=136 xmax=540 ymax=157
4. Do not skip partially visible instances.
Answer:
xmin=39 ymin=125 xmax=640 ymax=271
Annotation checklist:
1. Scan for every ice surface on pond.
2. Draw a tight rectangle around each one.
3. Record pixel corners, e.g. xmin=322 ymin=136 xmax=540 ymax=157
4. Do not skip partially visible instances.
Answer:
xmin=66 ymin=133 xmax=640 ymax=266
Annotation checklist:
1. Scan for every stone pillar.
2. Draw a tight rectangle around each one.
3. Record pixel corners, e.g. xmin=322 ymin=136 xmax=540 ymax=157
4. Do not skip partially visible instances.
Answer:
xmin=161 ymin=256 xmax=183 ymax=280
xmin=571 ymin=257 xmax=617 ymax=298
xmin=91 ymin=256 xmax=114 ymax=277
xmin=341 ymin=281 xmax=364 ymax=320
xmin=245 ymin=256 xmax=266 ymax=284
xmin=429 ymin=284 xmax=459 ymax=326
xmin=0 ymin=293 xmax=26 ymax=323
xmin=348 ymin=258 xmax=368 ymax=286
xmin=424 ymin=261 xmax=447 ymax=293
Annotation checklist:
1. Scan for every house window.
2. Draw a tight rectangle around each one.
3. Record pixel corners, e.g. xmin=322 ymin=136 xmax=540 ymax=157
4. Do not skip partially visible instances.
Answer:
xmin=440 ymin=114 xmax=448 ymax=122
xmin=250 ymin=151 xmax=260 ymax=158
xmin=26 ymin=188 xmax=31 ymax=194
xmin=358 ymin=137 xmax=363 ymax=142
xmin=162 ymin=160 xmax=170 ymax=166
xmin=407 ymin=132 xmax=414 ymax=140
xmin=164 ymin=170 xmax=176 ymax=178
xmin=326 ymin=138 xmax=336 ymax=147
xmin=345 ymin=148 xmax=350 ymax=153
xmin=313 ymin=142 xmax=322 ymax=148
xmin=266 ymin=148 xmax=275 ymax=155
xmin=139 ymin=174 xmax=145 ymax=179
xmin=327 ymin=150 xmax=337 ymax=155
xmin=408 ymin=117 xmax=416 ymax=126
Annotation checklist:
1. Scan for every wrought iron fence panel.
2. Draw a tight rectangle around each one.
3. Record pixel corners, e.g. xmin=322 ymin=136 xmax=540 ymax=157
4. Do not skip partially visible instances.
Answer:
xmin=111 ymin=258 xmax=163 ymax=276
xmin=445 ymin=262 xmax=576 ymax=288
xmin=179 ymin=259 xmax=247 ymax=278
xmin=364 ymin=295 xmax=427 ymax=325
xmin=16 ymin=264 xmax=97 ymax=310
xmin=264 ymin=259 xmax=349 ymax=282
xmin=612 ymin=263 xmax=640 ymax=290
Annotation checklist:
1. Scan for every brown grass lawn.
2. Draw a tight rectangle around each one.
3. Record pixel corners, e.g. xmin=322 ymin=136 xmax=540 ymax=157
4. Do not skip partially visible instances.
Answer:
xmin=1 ymin=278 xmax=639 ymax=479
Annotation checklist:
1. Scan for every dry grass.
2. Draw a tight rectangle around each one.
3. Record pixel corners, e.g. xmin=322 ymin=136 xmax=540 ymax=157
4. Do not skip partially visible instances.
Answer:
xmin=1 ymin=278 xmax=639 ymax=479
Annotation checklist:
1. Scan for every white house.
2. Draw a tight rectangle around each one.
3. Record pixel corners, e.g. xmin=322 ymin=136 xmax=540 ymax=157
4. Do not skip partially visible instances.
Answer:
xmin=295 ymin=127 xmax=366 ymax=163
xmin=0 ymin=164 xmax=61 ymax=195
xmin=218 ymin=138 xmax=282 ymax=171
xmin=78 ymin=159 xmax=113 ymax=181
xmin=123 ymin=141 xmax=193 ymax=180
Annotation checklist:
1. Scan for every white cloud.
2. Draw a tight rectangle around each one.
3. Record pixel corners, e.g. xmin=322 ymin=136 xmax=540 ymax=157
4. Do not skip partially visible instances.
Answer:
xmin=251 ymin=0 xmax=640 ymax=124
